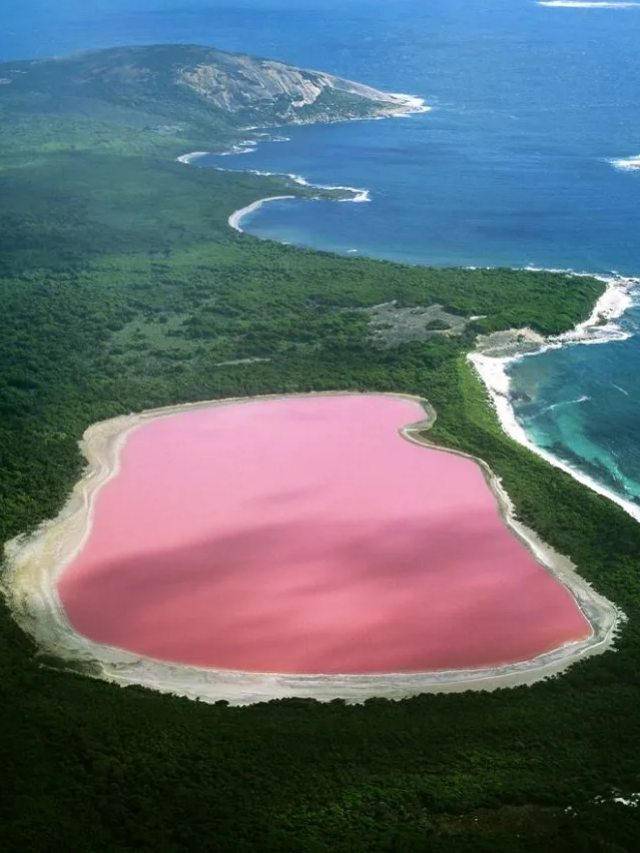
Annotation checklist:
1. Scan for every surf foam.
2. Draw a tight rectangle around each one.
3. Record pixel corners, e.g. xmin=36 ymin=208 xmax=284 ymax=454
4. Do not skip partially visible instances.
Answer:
xmin=384 ymin=93 xmax=433 ymax=117
xmin=609 ymin=154 xmax=640 ymax=172
xmin=538 ymin=2 xmax=640 ymax=8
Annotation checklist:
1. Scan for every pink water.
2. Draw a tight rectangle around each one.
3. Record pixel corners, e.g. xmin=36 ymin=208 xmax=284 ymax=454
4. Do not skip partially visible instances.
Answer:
xmin=57 ymin=395 xmax=590 ymax=674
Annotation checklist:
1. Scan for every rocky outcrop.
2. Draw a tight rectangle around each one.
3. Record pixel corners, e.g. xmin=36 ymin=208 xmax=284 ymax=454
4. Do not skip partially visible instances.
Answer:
xmin=174 ymin=51 xmax=421 ymax=123
xmin=0 ymin=44 xmax=424 ymax=128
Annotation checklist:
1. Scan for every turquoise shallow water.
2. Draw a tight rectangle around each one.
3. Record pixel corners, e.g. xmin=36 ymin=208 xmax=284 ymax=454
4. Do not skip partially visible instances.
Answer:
xmin=507 ymin=301 xmax=640 ymax=510
xmin=3 ymin=0 xmax=640 ymax=509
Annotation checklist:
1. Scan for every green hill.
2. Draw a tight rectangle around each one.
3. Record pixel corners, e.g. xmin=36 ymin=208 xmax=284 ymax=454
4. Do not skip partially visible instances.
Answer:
xmin=0 ymin=43 xmax=420 ymax=139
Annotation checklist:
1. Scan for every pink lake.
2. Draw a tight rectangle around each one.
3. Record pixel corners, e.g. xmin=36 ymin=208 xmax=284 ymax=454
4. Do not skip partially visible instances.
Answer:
xmin=57 ymin=395 xmax=590 ymax=674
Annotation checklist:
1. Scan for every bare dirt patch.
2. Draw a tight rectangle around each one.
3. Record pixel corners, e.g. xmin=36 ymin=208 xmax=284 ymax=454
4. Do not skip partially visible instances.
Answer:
xmin=474 ymin=326 xmax=546 ymax=357
xmin=365 ymin=301 xmax=469 ymax=347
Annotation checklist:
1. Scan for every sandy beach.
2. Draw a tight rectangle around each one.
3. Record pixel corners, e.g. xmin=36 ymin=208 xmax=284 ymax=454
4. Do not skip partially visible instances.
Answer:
xmin=469 ymin=273 xmax=640 ymax=524
xmin=226 ymin=181 xmax=370 ymax=233
xmin=2 ymin=392 xmax=620 ymax=706
xmin=228 ymin=196 xmax=297 ymax=233
xmin=176 ymin=151 xmax=212 ymax=165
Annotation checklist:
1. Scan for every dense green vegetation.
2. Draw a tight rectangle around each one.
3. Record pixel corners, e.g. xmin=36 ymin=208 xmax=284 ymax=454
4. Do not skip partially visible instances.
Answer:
xmin=2 ymin=46 xmax=639 ymax=852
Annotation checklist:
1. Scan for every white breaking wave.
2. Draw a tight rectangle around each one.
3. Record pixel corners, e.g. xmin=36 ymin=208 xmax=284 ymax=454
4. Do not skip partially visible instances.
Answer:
xmin=219 ymin=140 xmax=258 ymax=156
xmin=177 ymin=155 xmax=371 ymax=210
xmin=177 ymin=134 xmax=296 ymax=163
xmin=538 ymin=1 xmax=640 ymax=8
xmin=215 ymin=166 xmax=371 ymax=204
xmin=532 ymin=395 xmax=591 ymax=417
xmin=547 ymin=395 xmax=591 ymax=412
xmin=384 ymin=93 xmax=433 ymax=118
xmin=283 ymin=172 xmax=371 ymax=203
xmin=609 ymin=154 xmax=640 ymax=172
xmin=254 ymin=134 xmax=291 ymax=143
xmin=612 ymin=383 xmax=630 ymax=396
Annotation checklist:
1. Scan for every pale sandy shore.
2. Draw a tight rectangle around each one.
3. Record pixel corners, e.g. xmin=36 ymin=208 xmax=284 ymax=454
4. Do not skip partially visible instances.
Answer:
xmin=2 ymin=392 xmax=621 ymax=706
xmin=469 ymin=274 xmax=640 ymax=523
xmin=228 ymin=195 xmax=296 ymax=232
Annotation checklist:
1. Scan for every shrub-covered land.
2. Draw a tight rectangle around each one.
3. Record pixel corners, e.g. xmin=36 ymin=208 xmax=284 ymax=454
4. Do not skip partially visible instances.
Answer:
xmin=1 ymin=50 xmax=639 ymax=852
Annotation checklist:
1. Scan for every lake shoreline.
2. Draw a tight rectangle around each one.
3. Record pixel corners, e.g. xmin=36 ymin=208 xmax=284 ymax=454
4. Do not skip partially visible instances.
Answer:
xmin=2 ymin=392 xmax=619 ymax=706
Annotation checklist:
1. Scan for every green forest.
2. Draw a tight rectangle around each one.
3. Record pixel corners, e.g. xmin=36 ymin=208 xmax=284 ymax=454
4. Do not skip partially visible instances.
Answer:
xmin=2 ymin=47 xmax=640 ymax=852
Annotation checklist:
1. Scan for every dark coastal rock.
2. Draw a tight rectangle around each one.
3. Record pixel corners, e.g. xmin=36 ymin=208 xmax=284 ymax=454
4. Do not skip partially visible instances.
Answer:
xmin=509 ymin=391 xmax=532 ymax=404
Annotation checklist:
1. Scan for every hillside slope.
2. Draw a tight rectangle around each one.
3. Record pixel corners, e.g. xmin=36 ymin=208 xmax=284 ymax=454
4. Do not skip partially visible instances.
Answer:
xmin=0 ymin=43 xmax=422 ymax=132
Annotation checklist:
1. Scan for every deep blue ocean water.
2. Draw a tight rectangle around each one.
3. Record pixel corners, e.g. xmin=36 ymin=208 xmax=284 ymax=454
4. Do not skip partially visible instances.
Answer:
xmin=4 ymin=0 xmax=640 ymax=512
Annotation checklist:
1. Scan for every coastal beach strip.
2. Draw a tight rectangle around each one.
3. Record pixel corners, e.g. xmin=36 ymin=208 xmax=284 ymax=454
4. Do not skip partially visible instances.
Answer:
xmin=470 ymin=276 xmax=640 ymax=524
xmin=228 ymin=196 xmax=296 ymax=233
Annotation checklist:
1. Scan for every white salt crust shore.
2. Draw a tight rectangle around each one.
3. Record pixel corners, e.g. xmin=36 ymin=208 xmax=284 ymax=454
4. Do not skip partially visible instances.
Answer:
xmin=469 ymin=274 xmax=640 ymax=523
xmin=2 ymin=392 xmax=620 ymax=706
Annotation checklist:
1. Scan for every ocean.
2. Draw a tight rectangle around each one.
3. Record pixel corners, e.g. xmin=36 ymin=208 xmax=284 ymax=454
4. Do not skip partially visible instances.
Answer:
xmin=4 ymin=0 xmax=640 ymax=516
